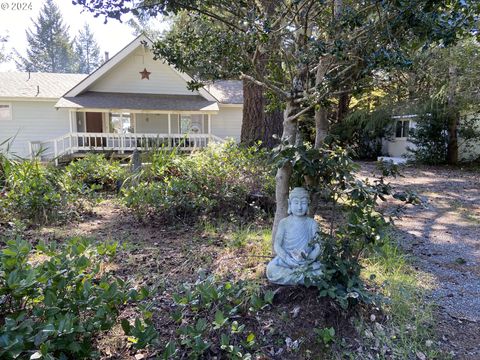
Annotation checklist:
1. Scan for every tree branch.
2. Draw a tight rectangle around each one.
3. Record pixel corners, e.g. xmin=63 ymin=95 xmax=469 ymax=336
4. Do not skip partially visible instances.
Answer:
xmin=240 ymin=73 xmax=289 ymax=99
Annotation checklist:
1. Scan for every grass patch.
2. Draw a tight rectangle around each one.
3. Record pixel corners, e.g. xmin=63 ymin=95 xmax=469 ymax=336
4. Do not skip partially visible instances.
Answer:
xmin=358 ymin=238 xmax=449 ymax=360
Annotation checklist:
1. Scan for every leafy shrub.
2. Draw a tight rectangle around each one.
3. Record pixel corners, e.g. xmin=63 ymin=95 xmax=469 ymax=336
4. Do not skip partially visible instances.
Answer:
xmin=161 ymin=276 xmax=274 ymax=359
xmin=0 ymin=237 xmax=156 ymax=359
xmin=63 ymin=153 xmax=126 ymax=193
xmin=407 ymin=102 xmax=449 ymax=164
xmin=0 ymin=160 xmax=75 ymax=225
xmin=122 ymin=141 xmax=275 ymax=223
xmin=330 ymin=107 xmax=394 ymax=160
xmin=408 ymin=101 xmax=480 ymax=164
xmin=273 ymin=144 xmax=420 ymax=308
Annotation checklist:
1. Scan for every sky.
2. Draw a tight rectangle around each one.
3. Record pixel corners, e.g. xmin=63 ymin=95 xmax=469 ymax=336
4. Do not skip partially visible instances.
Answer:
xmin=0 ymin=0 xmax=167 ymax=71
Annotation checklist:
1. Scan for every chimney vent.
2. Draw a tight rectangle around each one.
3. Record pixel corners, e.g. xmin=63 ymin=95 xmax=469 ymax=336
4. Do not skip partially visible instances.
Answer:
xmin=104 ymin=51 xmax=110 ymax=62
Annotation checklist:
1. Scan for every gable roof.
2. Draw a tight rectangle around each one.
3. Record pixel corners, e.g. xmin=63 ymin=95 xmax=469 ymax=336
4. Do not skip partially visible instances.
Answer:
xmin=63 ymin=34 xmax=217 ymax=102
xmin=0 ymin=72 xmax=86 ymax=99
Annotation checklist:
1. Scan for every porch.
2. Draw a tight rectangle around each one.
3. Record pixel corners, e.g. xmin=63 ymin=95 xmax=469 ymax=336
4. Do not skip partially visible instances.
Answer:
xmin=32 ymin=101 xmax=224 ymax=162
xmin=30 ymin=132 xmax=225 ymax=163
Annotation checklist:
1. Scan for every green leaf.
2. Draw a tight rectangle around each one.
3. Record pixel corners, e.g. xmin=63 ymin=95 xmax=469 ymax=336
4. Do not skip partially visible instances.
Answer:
xmin=2 ymin=248 xmax=17 ymax=256
xmin=163 ymin=341 xmax=177 ymax=359
xmin=121 ymin=319 xmax=131 ymax=335
xmin=220 ymin=333 xmax=230 ymax=347
xmin=214 ymin=310 xmax=227 ymax=328
xmin=263 ymin=290 xmax=275 ymax=304
xmin=196 ymin=318 xmax=207 ymax=332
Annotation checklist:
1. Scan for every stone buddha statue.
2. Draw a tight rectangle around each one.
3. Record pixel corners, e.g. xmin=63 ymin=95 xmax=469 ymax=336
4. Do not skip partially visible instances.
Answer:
xmin=266 ymin=187 xmax=323 ymax=285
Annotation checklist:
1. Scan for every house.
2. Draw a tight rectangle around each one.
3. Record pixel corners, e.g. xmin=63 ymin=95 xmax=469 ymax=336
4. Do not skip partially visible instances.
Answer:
xmin=0 ymin=35 xmax=243 ymax=162
xmin=381 ymin=114 xmax=480 ymax=162
xmin=381 ymin=114 xmax=417 ymax=158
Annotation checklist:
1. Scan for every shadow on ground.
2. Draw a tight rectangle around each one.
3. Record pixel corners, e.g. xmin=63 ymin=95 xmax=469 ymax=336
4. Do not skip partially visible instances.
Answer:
xmin=360 ymin=162 xmax=480 ymax=360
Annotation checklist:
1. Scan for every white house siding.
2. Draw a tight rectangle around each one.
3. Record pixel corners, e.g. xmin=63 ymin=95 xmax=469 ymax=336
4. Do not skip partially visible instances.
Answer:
xmin=459 ymin=114 xmax=480 ymax=162
xmin=0 ymin=101 xmax=69 ymax=158
xmin=135 ymin=113 xmax=169 ymax=133
xmin=383 ymin=138 xmax=416 ymax=157
xmin=210 ymin=106 xmax=242 ymax=141
xmin=90 ymin=48 xmax=199 ymax=96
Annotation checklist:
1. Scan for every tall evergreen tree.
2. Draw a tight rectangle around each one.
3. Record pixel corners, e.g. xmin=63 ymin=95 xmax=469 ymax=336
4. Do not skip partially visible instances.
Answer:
xmin=73 ymin=23 xmax=101 ymax=74
xmin=16 ymin=0 xmax=74 ymax=73
xmin=0 ymin=35 xmax=9 ymax=63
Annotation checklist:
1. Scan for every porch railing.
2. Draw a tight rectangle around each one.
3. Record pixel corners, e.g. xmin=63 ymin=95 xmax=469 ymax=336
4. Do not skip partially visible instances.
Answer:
xmin=29 ymin=132 xmax=225 ymax=163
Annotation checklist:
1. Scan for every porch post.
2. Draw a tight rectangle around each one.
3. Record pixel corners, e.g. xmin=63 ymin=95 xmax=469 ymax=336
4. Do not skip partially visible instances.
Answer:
xmin=69 ymin=110 xmax=75 ymax=133
xmin=208 ymin=114 xmax=212 ymax=144
xmin=54 ymin=140 xmax=58 ymax=166
xmin=29 ymin=142 xmax=33 ymax=160
xmin=168 ymin=113 xmax=172 ymax=147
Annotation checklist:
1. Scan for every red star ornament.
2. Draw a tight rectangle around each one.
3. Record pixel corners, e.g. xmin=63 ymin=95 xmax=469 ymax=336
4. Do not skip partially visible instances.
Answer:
xmin=139 ymin=68 xmax=151 ymax=80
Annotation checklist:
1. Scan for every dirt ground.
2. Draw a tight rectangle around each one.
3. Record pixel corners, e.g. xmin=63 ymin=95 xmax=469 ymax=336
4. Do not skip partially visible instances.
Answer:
xmin=360 ymin=163 xmax=480 ymax=360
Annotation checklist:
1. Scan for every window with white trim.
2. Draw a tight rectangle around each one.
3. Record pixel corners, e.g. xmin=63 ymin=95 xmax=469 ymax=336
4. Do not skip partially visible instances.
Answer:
xmin=395 ymin=119 xmax=411 ymax=138
xmin=0 ymin=104 xmax=11 ymax=121
xmin=110 ymin=113 xmax=133 ymax=133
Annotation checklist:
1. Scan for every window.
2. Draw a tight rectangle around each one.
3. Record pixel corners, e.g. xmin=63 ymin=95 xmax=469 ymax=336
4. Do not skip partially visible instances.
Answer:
xmin=0 ymin=104 xmax=11 ymax=121
xmin=76 ymin=112 xmax=86 ymax=132
xmin=179 ymin=114 xmax=205 ymax=134
xmin=110 ymin=113 xmax=133 ymax=133
xmin=395 ymin=120 xmax=410 ymax=138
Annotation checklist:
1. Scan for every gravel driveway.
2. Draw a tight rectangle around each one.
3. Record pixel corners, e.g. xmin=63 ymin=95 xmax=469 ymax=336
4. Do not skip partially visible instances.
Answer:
xmin=362 ymin=163 xmax=480 ymax=359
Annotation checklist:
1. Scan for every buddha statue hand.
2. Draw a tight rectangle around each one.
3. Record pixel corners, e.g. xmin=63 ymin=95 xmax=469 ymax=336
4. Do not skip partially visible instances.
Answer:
xmin=307 ymin=243 xmax=321 ymax=261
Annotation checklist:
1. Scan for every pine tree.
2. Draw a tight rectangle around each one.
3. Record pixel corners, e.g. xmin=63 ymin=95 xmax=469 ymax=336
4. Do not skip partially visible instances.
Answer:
xmin=73 ymin=23 xmax=101 ymax=74
xmin=16 ymin=0 xmax=74 ymax=73
xmin=0 ymin=35 xmax=8 ymax=63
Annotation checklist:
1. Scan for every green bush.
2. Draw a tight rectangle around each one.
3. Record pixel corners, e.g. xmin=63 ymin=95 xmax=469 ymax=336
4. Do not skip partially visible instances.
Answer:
xmin=330 ymin=107 xmax=394 ymax=160
xmin=0 ymin=237 xmax=156 ymax=359
xmin=407 ymin=102 xmax=449 ymax=164
xmin=63 ymin=154 xmax=126 ymax=193
xmin=122 ymin=142 xmax=275 ymax=223
xmin=0 ymin=160 xmax=74 ymax=225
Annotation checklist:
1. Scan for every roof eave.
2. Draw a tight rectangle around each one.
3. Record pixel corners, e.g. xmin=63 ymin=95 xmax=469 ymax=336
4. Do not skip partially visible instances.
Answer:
xmin=0 ymin=96 xmax=60 ymax=102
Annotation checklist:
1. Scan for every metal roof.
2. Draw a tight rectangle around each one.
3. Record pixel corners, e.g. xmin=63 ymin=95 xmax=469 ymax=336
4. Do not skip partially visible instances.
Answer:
xmin=0 ymin=72 xmax=87 ymax=99
xmin=55 ymin=91 xmax=219 ymax=112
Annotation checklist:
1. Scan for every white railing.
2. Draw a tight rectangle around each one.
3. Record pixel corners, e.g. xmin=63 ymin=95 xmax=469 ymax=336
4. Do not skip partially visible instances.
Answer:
xmin=29 ymin=132 xmax=225 ymax=163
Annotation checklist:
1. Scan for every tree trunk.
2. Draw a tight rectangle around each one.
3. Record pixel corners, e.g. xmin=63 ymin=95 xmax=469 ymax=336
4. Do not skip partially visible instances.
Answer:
xmin=240 ymin=79 xmax=283 ymax=148
xmin=447 ymin=111 xmax=459 ymax=164
xmin=271 ymin=101 xmax=297 ymax=247
xmin=447 ymin=64 xmax=459 ymax=165
xmin=241 ymin=79 xmax=265 ymax=145
xmin=336 ymin=92 xmax=351 ymax=123
xmin=240 ymin=0 xmax=283 ymax=149
xmin=314 ymin=107 xmax=329 ymax=148
xmin=264 ymin=107 xmax=283 ymax=148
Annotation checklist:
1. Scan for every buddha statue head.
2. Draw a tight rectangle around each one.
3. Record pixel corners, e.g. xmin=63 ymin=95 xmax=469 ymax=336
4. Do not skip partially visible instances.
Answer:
xmin=287 ymin=187 xmax=310 ymax=217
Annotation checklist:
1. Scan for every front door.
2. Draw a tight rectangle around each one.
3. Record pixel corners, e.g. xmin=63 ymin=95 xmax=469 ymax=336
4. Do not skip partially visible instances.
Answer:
xmin=85 ymin=112 xmax=103 ymax=147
